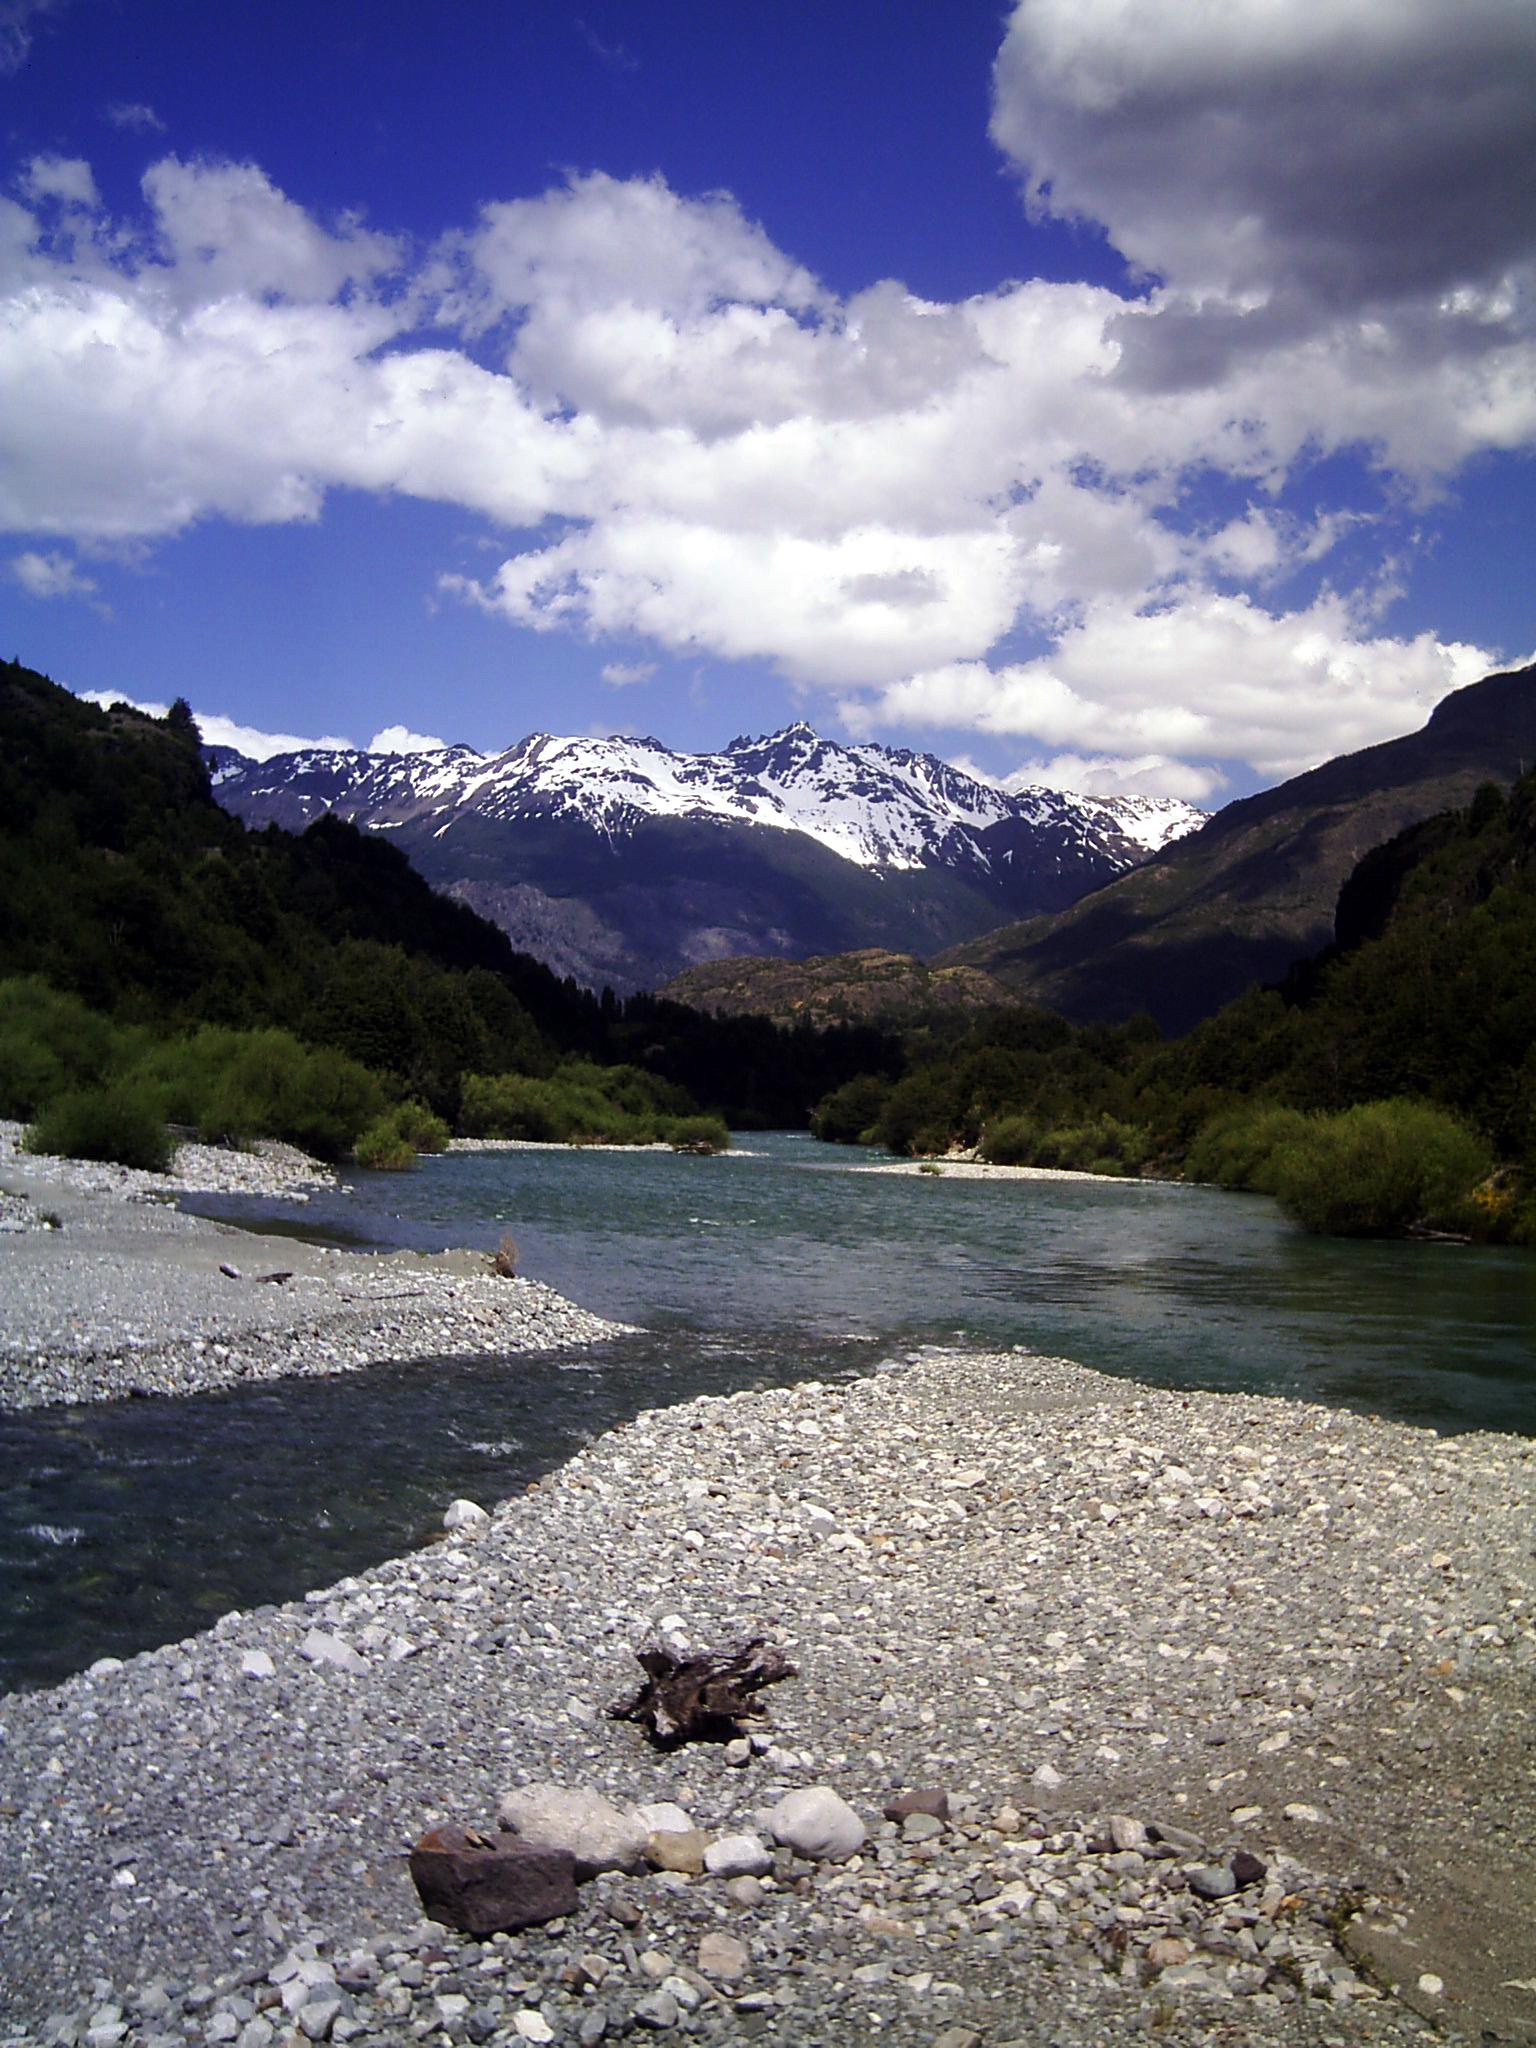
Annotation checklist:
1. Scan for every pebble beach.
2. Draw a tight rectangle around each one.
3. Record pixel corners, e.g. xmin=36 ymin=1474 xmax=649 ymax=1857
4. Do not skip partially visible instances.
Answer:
xmin=1 ymin=1139 xmax=1533 ymax=2047
xmin=0 ymin=1124 xmax=627 ymax=1410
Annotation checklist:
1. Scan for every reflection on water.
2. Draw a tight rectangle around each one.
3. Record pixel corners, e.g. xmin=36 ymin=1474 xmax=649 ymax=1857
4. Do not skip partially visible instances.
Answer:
xmin=3 ymin=1133 xmax=1532 ymax=1692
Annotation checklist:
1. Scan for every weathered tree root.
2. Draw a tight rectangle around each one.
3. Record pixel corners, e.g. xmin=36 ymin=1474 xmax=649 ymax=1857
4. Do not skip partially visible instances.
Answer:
xmin=607 ymin=1636 xmax=796 ymax=1747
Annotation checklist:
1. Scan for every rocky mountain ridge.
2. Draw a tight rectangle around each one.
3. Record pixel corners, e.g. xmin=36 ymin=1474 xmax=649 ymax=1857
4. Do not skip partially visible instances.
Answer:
xmin=211 ymin=723 xmax=1200 ymax=993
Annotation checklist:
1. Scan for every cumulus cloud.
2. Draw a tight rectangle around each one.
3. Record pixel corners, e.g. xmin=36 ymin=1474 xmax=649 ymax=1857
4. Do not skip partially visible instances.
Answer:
xmin=10 ymin=546 xmax=97 ymax=599
xmin=991 ymin=0 xmax=1536 ymax=391
xmin=1003 ymin=752 xmax=1221 ymax=805
xmin=21 ymin=154 xmax=97 ymax=208
xmin=848 ymin=594 xmax=1498 ymax=781
xmin=142 ymin=156 xmax=402 ymax=305
xmin=2 ymin=91 xmax=1529 ymax=797
xmin=368 ymin=724 xmax=449 ymax=753
xmin=600 ymin=660 xmax=656 ymax=687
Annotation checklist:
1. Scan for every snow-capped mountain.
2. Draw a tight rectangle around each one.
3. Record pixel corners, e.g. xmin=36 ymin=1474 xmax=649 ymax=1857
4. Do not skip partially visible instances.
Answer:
xmin=211 ymin=723 xmax=1201 ymax=993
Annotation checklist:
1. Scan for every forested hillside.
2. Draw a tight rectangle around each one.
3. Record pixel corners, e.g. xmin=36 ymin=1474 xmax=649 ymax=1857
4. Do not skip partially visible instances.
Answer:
xmin=813 ymin=768 xmax=1536 ymax=1239
xmin=0 ymin=663 xmax=897 ymax=1143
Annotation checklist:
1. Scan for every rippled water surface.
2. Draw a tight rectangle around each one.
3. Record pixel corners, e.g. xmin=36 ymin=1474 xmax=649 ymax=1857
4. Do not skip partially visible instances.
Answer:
xmin=4 ymin=1133 xmax=1532 ymax=1690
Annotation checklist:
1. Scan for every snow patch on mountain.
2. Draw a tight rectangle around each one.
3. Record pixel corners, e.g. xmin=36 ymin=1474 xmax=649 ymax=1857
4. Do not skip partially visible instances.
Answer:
xmin=214 ymin=720 xmax=1202 ymax=872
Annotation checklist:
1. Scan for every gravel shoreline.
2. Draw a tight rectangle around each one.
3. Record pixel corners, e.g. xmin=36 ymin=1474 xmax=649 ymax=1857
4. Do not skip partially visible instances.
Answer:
xmin=2 ymin=1348 xmax=1531 ymax=2047
xmin=0 ymin=1126 xmax=630 ymax=1411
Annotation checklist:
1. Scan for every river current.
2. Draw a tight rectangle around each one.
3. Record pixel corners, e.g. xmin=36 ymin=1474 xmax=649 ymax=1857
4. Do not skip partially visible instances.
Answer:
xmin=3 ymin=1133 xmax=1532 ymax=1690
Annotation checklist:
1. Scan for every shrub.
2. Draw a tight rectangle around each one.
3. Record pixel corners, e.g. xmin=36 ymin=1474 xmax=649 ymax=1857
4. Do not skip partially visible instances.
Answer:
xmin=192 ymin=1029 xmax=386 ymax=1160
xmin=390 ymin=1099 xmax=451 ymax=1153
xmin=980 ymin=1114 xmax=1039 ymax=1166
xmin=1265 ymin=1099 xmax=1494 ymax=1238
xmin=873 ymin=1071 xmax=959 ymax=1157
xmin=987 ymin=1113 xmax=1149 ymax=1177
xmin=459 ymin=1063 xmax=717 ymax=1147
xmin=1185 ymin=1104 xmax=1312 ymax=1191
xmin=353 ymin=1099 xmax=452 ymax=1170
xmin=810 ymin=1073 xmax=890 ymax=1145
xmin=26 ymin=1084 xmax=173 ymax=1173
xmin=666 ymin=1114 xmax=731 ymax=1153
xmin=353 ymin=1116 xmax=418 ymax=1171
xmin=0 ymin=977 xmax=123 ymax=1117
xmin=460 ymin=1071 xmax=577 ymax=1142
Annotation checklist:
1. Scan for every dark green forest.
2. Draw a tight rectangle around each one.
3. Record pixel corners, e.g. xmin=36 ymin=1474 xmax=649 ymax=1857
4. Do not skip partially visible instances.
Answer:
xmin=810 ymin=770 xmax=1536 ymax=1241
xmin=0 ymin=662 xmax=897 ymax=1154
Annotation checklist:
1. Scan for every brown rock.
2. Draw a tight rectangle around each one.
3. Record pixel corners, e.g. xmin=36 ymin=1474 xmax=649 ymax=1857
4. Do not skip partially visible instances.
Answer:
xmin=409 ymin=1823 xmax=577 ymax=1935
xmin=696 ymin=1932 xmax=750 ymax=1981
xmin=882 ymin=1787 xmax=950 ymax=1823
xmin=1230 ymin=1849 xmax=1267 ymax=1888
xmin=645 ymin=1828 xmax=709 ymax=1875
xmin=1146 ymin=1936 xmax=1193 ymax=1971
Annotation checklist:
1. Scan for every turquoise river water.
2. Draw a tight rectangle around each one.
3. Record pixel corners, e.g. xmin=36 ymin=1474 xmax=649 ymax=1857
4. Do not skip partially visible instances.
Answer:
xmin=2 ymin=1133 xmax=1531 ymax=1691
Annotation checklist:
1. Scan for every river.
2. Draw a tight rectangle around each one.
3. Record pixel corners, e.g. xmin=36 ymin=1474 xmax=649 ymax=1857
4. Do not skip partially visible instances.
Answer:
xmin=3 ymin=1133 xmax=1531 ymax=1690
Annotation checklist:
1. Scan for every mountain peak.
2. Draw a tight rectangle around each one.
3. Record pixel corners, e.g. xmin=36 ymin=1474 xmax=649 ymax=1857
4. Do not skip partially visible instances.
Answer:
xmin=212 ymin=720 xmax=1204 ymax=991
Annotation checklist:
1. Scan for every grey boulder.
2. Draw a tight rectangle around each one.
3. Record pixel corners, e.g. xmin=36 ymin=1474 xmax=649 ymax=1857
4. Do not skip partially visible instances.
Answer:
xmin=766 ymin=1787 xmax=866 ymax=1862
xmin=497 ymin=1784 xmax=648 ymax=1878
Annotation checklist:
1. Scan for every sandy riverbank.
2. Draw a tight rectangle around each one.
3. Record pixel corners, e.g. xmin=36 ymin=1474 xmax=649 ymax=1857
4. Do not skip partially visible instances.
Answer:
xmin=1 ymin=1345 xmax=1531 ymax=2047
xmin=0 ymin=1126 xmax=630 ymax=1410
xmin=852 ymin=1156 xmax=1179 ymax=1186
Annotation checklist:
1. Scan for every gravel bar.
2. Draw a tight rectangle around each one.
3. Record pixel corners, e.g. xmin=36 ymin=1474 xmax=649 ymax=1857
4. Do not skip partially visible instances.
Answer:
xmin=2 ymin=1347 xmax=1531 ymax=2047
xmin=0 ymin=1125 xmax=630 ymax=1410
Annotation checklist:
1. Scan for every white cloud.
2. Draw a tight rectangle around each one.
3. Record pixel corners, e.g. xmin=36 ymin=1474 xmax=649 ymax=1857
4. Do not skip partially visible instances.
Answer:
xmin=1002 ymin=751 xmax=1222 ymax=805
xmin=445 ymin=518 xmax=1024 ymax=686
xmin=75 ymin=688 xmax=354 ymax=760
xmin=990 ymin=0 xmax=1536 ymax=398
xmin=600 ymin=660 xmax=656 ymax=687
xmin=848 ymin=594 xmax=1498 ymax=781
xmin=21 ymin=154 xmax=97 ymax=208
xmin=1 ymin=108 xmax=1528 ymax=797
xmin=142 ymin=157 xmax=402 ymax=305
xmin=10 ymin=546 xmax=97 ymax=599
xmin=368 ymin=723 xmax=449 ymax=754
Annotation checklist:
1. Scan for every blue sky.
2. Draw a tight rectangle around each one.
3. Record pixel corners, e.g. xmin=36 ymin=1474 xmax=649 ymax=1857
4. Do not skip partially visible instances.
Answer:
xmin=2 ymin=0 xmax=1533 ymax=802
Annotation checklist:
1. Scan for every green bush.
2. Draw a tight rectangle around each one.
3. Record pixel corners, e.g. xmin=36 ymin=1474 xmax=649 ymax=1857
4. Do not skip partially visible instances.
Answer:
xmin=192 ymin=1029 xmax=386 ymax=1161
xmin=26 ymin=1084 xmax=173 ymax=1173
xmin=460 ymin=1071 xmax=579 ymax=1142
xmin=1185 ymin=1104 xmax=1312 ymax=1191
xmin=1264 ymin=1099 xmax=1494 ymax=1238
xmin=979 ymin=1114 xmax=1039 ymax=1166
xmin=983 ymin=1112 xmax=1149 ymax=1176
xmin=665 ymin=1114 xmax=731 ymax=1153
xmin=128 ymin=1025 xmax=252 ymax=1128
xmin=459 ymin=1062 xmax=716 ymax=1147
xmin=873 ymin=1070 xmax=958 ymax=1157
xmin=390 ymin=1099 xmax=451 ymax=1153
xmin=0 ymin=977 xmax=123 ymax=1117
xmin=810 ymin=1073 xmax=890 ymax=1145
xmin=353 ymin=1099 xmax=452 ymax=1170
xmin=354 ymin=1116 xmax=417 ymax=1171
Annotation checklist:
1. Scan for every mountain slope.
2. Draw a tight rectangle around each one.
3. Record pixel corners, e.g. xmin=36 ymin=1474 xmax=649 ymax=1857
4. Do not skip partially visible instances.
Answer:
xmin=0 ymin=662 xmax=908 ymax=1129
xmin=934 ymin=662 xmax=1536 ymax=1032
xmin=211 ymin=723 xmax=1200 ymax=992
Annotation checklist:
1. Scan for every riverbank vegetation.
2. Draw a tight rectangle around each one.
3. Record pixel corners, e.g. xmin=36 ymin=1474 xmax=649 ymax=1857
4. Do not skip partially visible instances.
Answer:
xmin=810 ymin=769 xmax=1536 ymax=1243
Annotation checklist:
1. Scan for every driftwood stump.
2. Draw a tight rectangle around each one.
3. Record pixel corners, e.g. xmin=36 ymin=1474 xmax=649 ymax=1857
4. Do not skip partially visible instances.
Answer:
xmin=607 ymin=1637 xmax=796 ymax=1748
